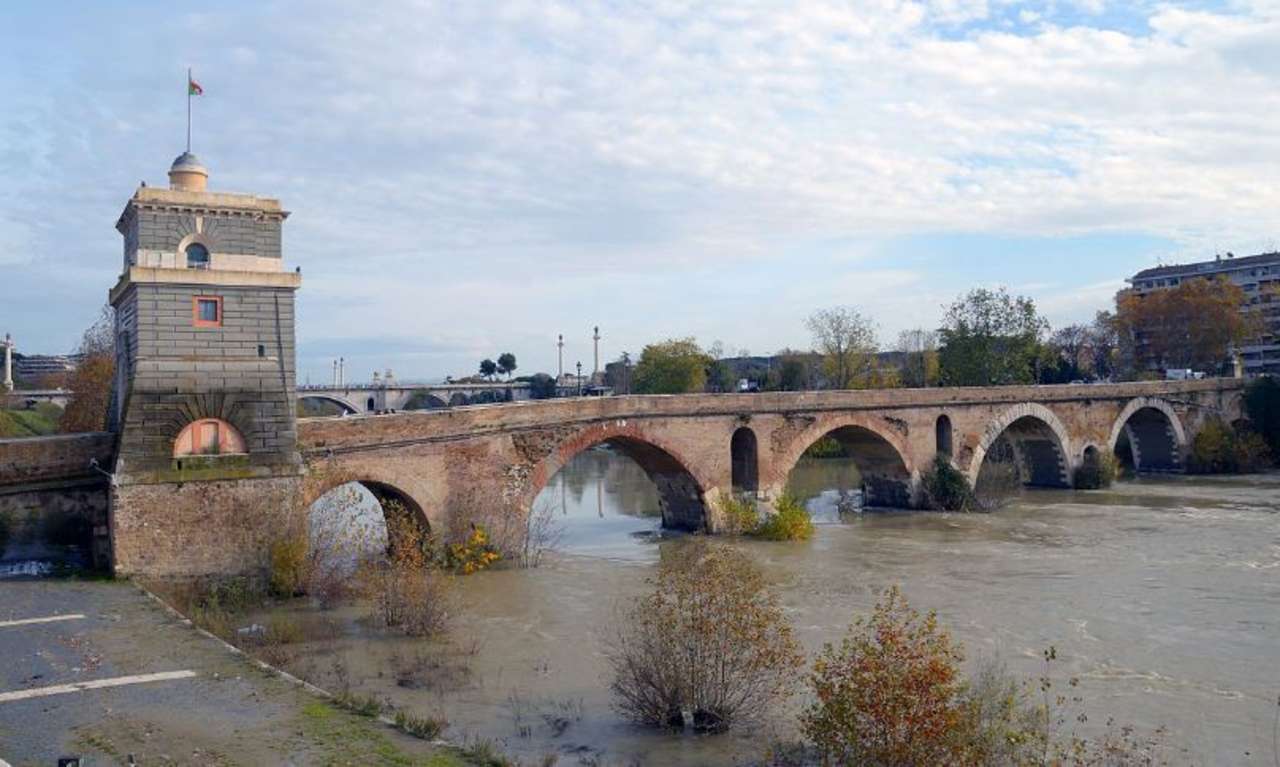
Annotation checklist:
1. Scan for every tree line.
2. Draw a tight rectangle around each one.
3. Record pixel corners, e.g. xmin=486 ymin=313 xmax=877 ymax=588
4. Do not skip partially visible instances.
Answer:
xmin=622 ymin=276 xmax=1275 ymax=394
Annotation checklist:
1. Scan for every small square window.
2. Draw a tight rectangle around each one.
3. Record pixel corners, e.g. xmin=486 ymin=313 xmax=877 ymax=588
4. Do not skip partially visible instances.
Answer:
xmin=193 ymin=296 xmax=222 ymax=327
xmin=257 ymin=344 xmax=266 ymax=357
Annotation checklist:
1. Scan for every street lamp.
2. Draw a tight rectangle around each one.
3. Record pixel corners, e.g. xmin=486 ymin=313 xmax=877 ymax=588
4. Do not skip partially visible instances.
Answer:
xmin=576 ymin=361 xmax=583 ymax=396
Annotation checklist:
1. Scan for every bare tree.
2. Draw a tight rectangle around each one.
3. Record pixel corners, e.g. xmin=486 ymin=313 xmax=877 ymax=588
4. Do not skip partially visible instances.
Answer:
xmin=896 ymin=328 xmax=939 ymax=388
xmin=806 ymin=307 xmax=879 ymax=389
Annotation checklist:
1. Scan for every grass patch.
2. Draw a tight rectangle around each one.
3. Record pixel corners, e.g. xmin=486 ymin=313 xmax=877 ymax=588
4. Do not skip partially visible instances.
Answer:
xmin=333 ymin=690 xmax=384 ymax=718
xmin=0 ymin=405 xmax=62 ymax=437
xmin=299 ymin=701 xmax=470 ymax=766
xmin=395 ymin=710 xmax=448 ymax=741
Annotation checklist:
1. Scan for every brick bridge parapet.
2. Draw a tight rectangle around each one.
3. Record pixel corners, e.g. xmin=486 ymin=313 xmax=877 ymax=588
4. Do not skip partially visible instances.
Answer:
xmin=296 ymin=378 xmax=1244 ymax=538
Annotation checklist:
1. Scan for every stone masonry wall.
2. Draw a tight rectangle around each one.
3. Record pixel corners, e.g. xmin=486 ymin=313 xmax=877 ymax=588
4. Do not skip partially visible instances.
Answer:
xmin=122 ymin=208 xmax=283 ymax=264
xmin=110 ymin=475 xmax=300 ymax=578
xmin=0 ymin=433 xmax=116 ymax=487
xmin=115 ymin=282 xmax=297 ymax=473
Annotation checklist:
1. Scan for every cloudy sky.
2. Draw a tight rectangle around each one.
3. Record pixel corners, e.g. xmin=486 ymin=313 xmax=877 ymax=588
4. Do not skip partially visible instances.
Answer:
xmin=3 ymin=1 xmax=1278 ymax=383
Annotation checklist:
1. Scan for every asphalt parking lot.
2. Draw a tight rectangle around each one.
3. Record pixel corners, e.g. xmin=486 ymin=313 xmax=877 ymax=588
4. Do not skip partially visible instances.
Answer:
xmin=0 ymin=579 xmax=449 ymax=766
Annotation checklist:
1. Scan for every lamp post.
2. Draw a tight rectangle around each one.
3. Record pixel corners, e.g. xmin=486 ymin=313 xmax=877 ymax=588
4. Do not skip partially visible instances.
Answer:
xmin=576 ymin=361 xmax=583 ymax=396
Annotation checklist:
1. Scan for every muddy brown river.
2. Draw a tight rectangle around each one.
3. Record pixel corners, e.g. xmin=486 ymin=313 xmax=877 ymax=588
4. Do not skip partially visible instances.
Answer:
xmin=280 ymin=447 xmax=1280 ymax=765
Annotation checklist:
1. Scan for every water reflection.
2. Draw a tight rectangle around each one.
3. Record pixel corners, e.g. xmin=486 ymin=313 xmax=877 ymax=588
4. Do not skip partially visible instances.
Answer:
xmin=532 ymin=444 xmax=666 ymax=559
xmin=786 ymin=455 xmax=868 ymax=522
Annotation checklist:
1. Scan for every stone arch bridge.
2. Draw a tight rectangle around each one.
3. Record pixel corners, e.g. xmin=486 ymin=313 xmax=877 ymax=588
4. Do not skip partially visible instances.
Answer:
xmin=298 ymin=379 xmax=1242 ymax=538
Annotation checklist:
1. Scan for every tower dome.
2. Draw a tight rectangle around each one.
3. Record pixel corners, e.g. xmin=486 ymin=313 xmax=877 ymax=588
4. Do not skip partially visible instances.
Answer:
xmin=168 ymin=151 xmax=209 ymax=191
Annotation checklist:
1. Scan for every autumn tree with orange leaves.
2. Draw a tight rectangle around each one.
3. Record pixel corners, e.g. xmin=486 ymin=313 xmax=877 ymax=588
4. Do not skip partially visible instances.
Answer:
xmin=59 ymin=306 xmax=115 ymax=433
xmin=1112 ymin=276 xmax=1262 ymax=376
xmin=802 ymin=586 xmax=976 ymax=765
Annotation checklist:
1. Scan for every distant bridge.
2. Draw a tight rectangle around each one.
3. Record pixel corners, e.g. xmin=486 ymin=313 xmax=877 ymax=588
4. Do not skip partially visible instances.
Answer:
xmin=298 ymin=381 xmax=588 ymax=414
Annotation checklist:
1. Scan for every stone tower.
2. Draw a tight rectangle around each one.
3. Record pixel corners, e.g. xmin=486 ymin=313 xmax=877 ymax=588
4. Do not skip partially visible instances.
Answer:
xmin=108 ymin=152 xmax=303 ymax=576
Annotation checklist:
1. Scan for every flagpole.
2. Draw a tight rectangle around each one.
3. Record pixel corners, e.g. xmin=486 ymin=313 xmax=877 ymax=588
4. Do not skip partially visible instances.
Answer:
xmin=186 ymin=67 xmax=192 ymax=153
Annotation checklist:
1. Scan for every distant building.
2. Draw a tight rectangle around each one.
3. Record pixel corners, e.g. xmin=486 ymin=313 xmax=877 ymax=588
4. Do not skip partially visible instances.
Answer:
xmin=13 ymin=353 xmax=79 ymax=385
xmin=1126 ymin=251 xmax=1280 ymax=377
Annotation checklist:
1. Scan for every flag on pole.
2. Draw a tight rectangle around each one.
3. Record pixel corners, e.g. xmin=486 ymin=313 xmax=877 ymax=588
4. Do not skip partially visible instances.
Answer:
xmin=188 ymin=77 xmax=203 ymax=96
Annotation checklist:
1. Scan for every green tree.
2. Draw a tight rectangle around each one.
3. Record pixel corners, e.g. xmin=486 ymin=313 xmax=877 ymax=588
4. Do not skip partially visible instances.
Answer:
xmin=496 ymin=352 xmax=517 ymax=379
xmin=805 ymin=307 xmax=880 ymax=389
xmin=938 ymin=287 xmax=1048 ymax=386
xmin=1244 ymin=376 xmax=1280 ymax=457
xmin=478 ymin=358 xmax=497 ymax=380
xmin=527 ymin=372 xmax=557 ymax=399
xmin=632 ymin=338 xmax=710 ymax=394
xmin=769 ymin=349 xmax=812 ymax=391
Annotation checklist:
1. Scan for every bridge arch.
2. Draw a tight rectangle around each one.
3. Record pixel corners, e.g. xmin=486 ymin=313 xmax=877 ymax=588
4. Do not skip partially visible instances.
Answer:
xmin=404 ymin=391 xmax=449 ymax=410
xmin=304 ymin=468 xmax=435 ymax=562
xmin=525 ymin=421 xmax=710 ymax=532
xmin=1108 ymin=397 xmax=1186 ymax=473
xmin=970 ymin=403 xmax=1072 ymax=488
xmin=775 ymin=414 xmax=915 ymax=508
xmin=298 ymin=394 xmax=360 ymax=416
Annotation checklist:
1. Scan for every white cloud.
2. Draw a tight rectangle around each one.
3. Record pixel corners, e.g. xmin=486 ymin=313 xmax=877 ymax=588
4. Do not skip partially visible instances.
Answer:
xmin=2 ymin=0 xmax=1279 ymax=377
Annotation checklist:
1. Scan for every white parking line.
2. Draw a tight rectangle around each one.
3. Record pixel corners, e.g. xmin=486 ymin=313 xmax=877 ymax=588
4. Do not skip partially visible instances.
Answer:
xmin=0 ymin=670 xmax=197 ymax=704
xmin=0 ymin=613 xmax=86 ymax=628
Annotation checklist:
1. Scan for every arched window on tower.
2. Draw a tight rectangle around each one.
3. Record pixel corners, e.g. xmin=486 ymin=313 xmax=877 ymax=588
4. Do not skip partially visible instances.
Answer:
xmin=173 ymin=418 xmax=246 ymax=457
xmin=185 ymin=242 xmax=210 ymax=269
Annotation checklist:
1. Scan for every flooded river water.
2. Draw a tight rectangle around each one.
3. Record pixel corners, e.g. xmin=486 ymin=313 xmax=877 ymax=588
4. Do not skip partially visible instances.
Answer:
xmin=283 ymin=446 xmax=1280 ymax=765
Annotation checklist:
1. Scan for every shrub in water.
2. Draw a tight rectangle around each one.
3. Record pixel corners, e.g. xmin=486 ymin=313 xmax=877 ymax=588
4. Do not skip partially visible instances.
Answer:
xmin=606 ymin=541 xmax=804 ymax=732
xmin=717 ymin=493 xmax=759 ymax=536
xmin=801 ymin=586 xmax=973 ymax=765
xmin=752 ymin=494 xmax=814 ymax=541
xmin=268 ymin=533 xmax=308 ymax=597
xmin=921 ymin=454 xmax=975 ymax=511
xmin=1189 ymin=417 xmax=1272 ymax=473
xmin=1072 ymin=450 xmax=1117 ymax=490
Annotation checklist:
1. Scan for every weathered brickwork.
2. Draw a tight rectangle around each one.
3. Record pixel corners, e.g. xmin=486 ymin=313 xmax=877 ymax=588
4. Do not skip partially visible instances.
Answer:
xmin=0 ymin=433 xmax=116 ymax=569
xmin=0 ymin=433 xmax=116 ymax=487
xmin=0 ymin=486 xmax=110 ymax=569
xmin=116 ymin=187 xmax=285 ymax=268
xmin=297 ymin=379 xmax=1245 ymax=545
xmin=110 ymin=476 xmax=299 ymax=577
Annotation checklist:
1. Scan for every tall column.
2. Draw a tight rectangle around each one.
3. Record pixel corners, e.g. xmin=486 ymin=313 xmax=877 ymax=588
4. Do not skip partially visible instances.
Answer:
xmin=2 ymin=333 xmax=13 ymax=392
xmin=557 ymin=334 xmax=564 ymax=380
xmin=592 ymin=326 xmax=600 ymax=377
